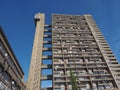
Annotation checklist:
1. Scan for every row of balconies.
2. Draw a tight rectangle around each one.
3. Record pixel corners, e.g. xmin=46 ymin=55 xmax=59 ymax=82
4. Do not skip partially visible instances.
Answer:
xmin=54 ymin=78 xmax=113 ymax=83
xmin=52 ymin=37 xmax=92 ymax=41
xmin=53 ymin=83 xmax=114 ymax=90
xmin=41 ymin=64 xmax=108 ymax=70
xmin=52 ymin=40 xmax=94 ymax=44
xmin=53 ymin=59 xmax=104 ymax=63
xmin=53 ymin=65 xmax=108 ymax=69
xmin=53 ymin=47 xmax=98 ymax=51
xmin=52 ymin=25 xmax=89 ymax=29
xmin=53 ymin=58 xmax=103 ymax=62
xmin=52 ymin=45 xmax=98 ymax=49
xmin=52 ymin=32 xmax=91 ymax=36
xmin=52 ymin=40 xmax=96 ymax=43
xmin=53 ymin=23 xmax=89 ymax=27
xmin=52 ymin=26 xmax=89 ymax=31
xmin=53 ymin=54 xmax=102 ymax=58
xmin=53 ymin=73 xmax=111 ymax=78
xmin=53 ymin=57 xmax=103 ymax=61
xmin=52 ymin=30 xmax=91 ymax=34
xmin=53 ymin=20 xmax=86 ymax=25
xmin=52 ymin=15 xmax=84 ymax=20
xmin=53 ymin=61 xmax=106 ymax=64
xmin=52 ymin=36 xmax=94 ymax=40
xmin=52 ymin=38 xmax=95 ymax=41
xmin=53 ymin=18 xmax=86 ymax=22
xmin=53 ymin=69 xmax=109 ymax=75
xmin=53 ymin=69 xmax=110 ymax=75
xmin=53 ymin=51 xmax=100 ymax=54
xmin=52 ymin=32 xmax=92 ymax=36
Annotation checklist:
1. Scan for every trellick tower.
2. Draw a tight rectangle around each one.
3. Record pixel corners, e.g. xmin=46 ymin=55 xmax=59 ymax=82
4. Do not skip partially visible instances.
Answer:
xmin=27 ymin=13 xmax=120 ymax=90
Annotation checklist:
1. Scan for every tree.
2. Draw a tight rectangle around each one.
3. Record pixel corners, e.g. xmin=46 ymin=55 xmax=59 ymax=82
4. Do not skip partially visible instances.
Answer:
xmin=70 ymin=70 xmax=78 ymax=90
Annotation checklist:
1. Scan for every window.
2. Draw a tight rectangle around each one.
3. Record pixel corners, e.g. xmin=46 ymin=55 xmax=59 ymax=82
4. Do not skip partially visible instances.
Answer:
xmin=2 ymin=72 xmax=10 ymax=82
xmin=44 ymin=32 xmax=52 ymax=35
xmin=42 ymin=59 xmax=52 ymax=64
xmin=44 ymin=38 xmax=52 ymax=41
xmin=42 ymin=51 xmax=52 ymax=56
xmin=43 ymin=44 xmax=52 ymax=48
xmin=42 ymin=69 xmax=52 ymax=75
xmin=41 ymin=80 xmax=52 ymax=88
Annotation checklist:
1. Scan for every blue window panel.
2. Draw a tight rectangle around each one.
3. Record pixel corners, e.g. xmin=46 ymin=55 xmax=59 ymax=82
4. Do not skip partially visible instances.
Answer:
xmin=41 ymin=80 xmax=52 ymax=88
xmin=43 ymin=44 xmax=52 ymax=48
xmin=42 ymin=59 xmax=52 ymax=64
xmin=44 ymin=32 xmax=52 ymax=35
xmin=47 ymin=29 xmax=52 ymax=31
xmin=42 ymin=69 xmax=52 ymax=75
xmin=44 ymin=38 xmax=52 ymax=41
xmin=42 ymin=51 xmax=52 ymax=56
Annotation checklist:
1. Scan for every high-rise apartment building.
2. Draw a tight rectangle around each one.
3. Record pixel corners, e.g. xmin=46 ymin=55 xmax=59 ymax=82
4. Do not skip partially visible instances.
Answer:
xmin=27 ymin=13 xmax=120 ymax=90
xmin=0 ymin=27 xmax=25 ymax=90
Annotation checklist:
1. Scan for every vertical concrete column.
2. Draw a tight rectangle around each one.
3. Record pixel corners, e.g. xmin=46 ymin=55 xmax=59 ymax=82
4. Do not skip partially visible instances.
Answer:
xmin=27 ymin=13 xmax=45 ymax=90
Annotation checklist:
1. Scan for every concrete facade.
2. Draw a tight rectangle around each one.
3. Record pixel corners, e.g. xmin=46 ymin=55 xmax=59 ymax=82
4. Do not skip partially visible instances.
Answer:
xmin=27 ymin=13 xmax=120 ymax=90
xmin=0 ymin=27 xmax=25 ymax=90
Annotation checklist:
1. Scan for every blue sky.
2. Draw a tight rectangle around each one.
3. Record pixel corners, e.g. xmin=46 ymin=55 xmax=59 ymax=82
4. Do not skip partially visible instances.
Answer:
xmin=0 ymin=0 xmax=120 ymax=81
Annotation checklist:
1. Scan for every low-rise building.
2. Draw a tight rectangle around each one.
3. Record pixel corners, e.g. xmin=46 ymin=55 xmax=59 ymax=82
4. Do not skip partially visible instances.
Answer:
xmin=0 ymin=26 xmax=25 ymax=90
